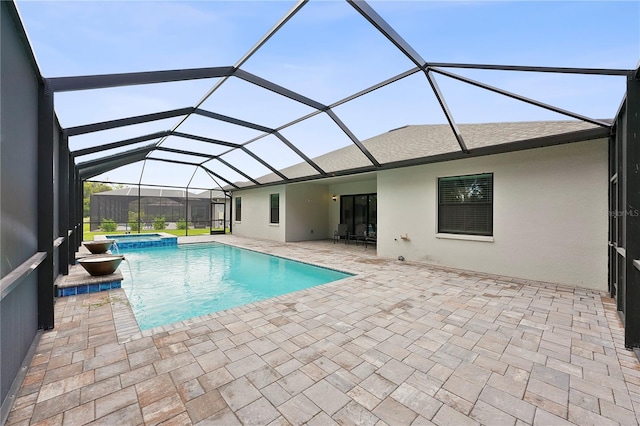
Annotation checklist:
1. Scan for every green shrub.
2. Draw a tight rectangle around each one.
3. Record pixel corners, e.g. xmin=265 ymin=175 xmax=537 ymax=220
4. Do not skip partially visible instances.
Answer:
xmin=128 ymin=211 xmax=140 ymax=232
xmin=100 ymin=218 xmax=117 ymax=232
xmin=176 ymin=218 xmax=190 ymax=230
xmin=153 ymin=216 xmax=166 ymax=230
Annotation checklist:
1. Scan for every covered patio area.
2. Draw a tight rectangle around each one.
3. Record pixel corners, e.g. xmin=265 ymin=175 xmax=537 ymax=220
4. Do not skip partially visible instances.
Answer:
xmin=7 ymin=236 xmax=640 ymax=425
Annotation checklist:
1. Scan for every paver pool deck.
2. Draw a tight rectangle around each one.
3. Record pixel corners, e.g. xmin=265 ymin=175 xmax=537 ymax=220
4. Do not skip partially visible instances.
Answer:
xmin=6 ymin=235 xmax=640 ymax=425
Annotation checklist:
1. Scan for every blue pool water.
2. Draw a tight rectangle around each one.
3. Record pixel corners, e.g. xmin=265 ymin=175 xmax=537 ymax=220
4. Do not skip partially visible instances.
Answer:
xmin=119 ymin=243 xmax=352 ymax=330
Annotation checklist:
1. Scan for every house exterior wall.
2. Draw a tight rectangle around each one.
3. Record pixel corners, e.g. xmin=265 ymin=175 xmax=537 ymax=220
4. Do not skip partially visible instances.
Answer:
xmin=284 ymin=184 xmax=330 ymax=242
xmin=233 ymin=185 xmax=286 ymax=242
xmin=377 ymin=138 xmax=609 ymax=290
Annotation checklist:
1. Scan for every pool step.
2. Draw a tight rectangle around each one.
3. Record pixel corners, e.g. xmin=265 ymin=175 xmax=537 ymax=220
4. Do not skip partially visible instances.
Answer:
xmin=55 ymin=266 xmax=123 ymax=297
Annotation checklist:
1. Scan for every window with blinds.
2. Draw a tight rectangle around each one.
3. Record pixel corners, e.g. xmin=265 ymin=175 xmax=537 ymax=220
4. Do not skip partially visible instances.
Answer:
xmin=235 ymin=197 xmax=241 ymax=221
xmin=438 ymin=173 xmax=493 ymax=236
xmin=270 ymin=193 xmax=279 ymax=224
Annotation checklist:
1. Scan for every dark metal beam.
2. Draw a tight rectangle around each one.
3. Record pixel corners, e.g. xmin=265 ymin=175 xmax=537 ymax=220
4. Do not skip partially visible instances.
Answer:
xmin=325 ymin=109 xmax=381 ymax=167
xmin=155 ymin=146 xmax=217 ymax=160
xmin=330 ymin=67 xmax=421 ymax=109
xmin=66 ymin=108 xmax=194 ymax=136
xmin=191 ymin=0 xmax=309 ymax=111
xmin=236 ymin=67 xmax=422 ymax=153
xmin=239 ymin=68 xmax=421 ymax=143
xmin=213 ymin=157 xmax=261 ymax=186
xmin=78 ymin=144 xmax=156 ymax=179
xmin=427 ymin=62 xmax=632 ymax=76
xmin=191 ymin=174 xmax=211 ymax=198
xmin=75 ymin=167 xmax=82 ymax=249
xmin=37 ymin=80 xmax=55 ymax=330
xmin=273 ymin=132 xmax=326 ymax=176
xmin=348 ymin=0 xmax=426 ymax=68
xmin=68 ymin=152 xmax=78 ymax=262
xmin=77 ymin=143 xmax=157 ymax=168
xmin=234 ymin=0 xmax=308 ymax=71
xmin=193 ymin=108 xmax=274 ymax=133
xmin=200 ymin=165 xmax=240 ymax=189
xmin=348 ymin=1 xmax=466 ymax=153
xmin=49 ymin=67 xmax=235 ymax=92
xmin=234 ymin=69 xmax=327 ymax=111
xmin=193 ymin=108 xmax=327 ymax=177
xmin=228 ymin=190 xmax=233 ymax=234
xmin=89 ymin=178 xmax=217 ymax=192
xmin=79 ymin=155 xmax=147 ymax=180
xmin=172 ymin=131 xmax=242 ymax=149
xmin=59 ymin=133 xmax=70 ymax=274
xmin=241 ymin=147 xmax=288 ymax=181
xmin=430 ymin=67 xmax=613 ymax=128
xmin=154 ymin=1 xmax=310 ymax=149
xmin=624 ymin=75 xmax=640 ymax=348
xmin=145 ymin=157 xmax=201 ymax=167
xmin=423 ymin=69 xmax=468 ymax=153
xmin=273 ymin=110 xmax=324 ymax=134
xmin=236 ymin=67 xmax=437 ymax=154
xmin=71 ymin=131 xmax=170 ymax=157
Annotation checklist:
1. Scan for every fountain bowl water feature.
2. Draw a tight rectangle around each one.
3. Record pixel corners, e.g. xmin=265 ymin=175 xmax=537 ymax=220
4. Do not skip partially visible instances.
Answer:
xmin=83 ymin=239 xmax=115 ymax=254
xmin=78 ymin=254 xmax=125 ymax=276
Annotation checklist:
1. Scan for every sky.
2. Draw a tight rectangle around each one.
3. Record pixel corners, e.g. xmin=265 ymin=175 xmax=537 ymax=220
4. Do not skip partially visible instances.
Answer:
xmin=15 ymin=0 xmax=640 ymax=190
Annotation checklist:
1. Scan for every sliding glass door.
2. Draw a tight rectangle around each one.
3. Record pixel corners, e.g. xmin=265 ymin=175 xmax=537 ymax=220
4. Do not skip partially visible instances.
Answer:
xmin=340 ymin=193 xmax=377 ymax=237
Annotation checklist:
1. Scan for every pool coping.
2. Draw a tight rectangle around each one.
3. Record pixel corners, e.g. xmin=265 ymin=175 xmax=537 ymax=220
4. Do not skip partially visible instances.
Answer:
xmin=179 ymin=239 xmax=358 ymax=277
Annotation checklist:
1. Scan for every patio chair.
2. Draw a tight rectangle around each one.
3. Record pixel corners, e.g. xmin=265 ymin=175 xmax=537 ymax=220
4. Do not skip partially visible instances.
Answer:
xmin=352 ymin=223 xmax=367 ymax=246
xmin=364 ymin=232 xmax=377 ymax=250
xmin=333 ymin=223 xmax=349 ymax=244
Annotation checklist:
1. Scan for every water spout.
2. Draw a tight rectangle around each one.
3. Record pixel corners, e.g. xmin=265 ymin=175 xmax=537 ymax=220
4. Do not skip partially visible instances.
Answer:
xmin=110 ymin=241 xmax=120 ymax=255
xmin=121 ymin=258 xmax=134 ymax=297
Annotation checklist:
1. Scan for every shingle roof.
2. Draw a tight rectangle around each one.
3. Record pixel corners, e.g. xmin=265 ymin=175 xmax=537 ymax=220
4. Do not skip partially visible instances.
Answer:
xmin=246 ymin=120 xmax=607 ymax=186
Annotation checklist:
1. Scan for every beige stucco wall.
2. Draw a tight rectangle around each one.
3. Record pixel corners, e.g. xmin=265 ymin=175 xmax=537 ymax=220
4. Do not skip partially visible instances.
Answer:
xmin=377 ymin=138 xmax=609 ymax=290
xmin=233 ymin=178 xmax=378 ymax=242
xmin=285 ymin=183 xmax=331 ymax=241
xmin=232 ymin=185 xmax=286 ymax=242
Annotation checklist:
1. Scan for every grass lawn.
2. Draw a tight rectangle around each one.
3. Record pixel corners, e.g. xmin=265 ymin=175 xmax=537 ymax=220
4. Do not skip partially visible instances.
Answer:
xmin=82 ymin=220 xmax=223 ymax=241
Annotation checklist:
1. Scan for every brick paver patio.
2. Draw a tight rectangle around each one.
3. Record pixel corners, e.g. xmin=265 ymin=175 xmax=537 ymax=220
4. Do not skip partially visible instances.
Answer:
xmin=6 ymin=235 xmax=640 ymax=425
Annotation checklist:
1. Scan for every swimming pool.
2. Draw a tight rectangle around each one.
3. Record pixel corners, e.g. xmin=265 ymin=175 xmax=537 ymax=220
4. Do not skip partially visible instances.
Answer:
xmin=119 ymin=243 xmax=352 ymax=330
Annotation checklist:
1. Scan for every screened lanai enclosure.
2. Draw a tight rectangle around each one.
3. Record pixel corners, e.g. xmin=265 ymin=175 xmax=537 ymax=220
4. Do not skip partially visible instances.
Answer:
xmin=1 ymin=0 xmax=639 ymax=418
xmin=88 ymin=185 xmax=230 ymax=233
